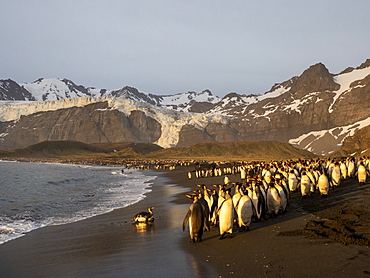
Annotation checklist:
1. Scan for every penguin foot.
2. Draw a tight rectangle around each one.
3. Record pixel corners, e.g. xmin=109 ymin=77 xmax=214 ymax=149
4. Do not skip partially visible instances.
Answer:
xmin=219 ymin=232 xmax=232 ymax=240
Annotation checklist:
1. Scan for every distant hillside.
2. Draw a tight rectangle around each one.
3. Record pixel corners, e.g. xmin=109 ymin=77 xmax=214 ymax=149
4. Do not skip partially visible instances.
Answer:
xmin=144 ymin=141 xmax=317 ymax=160
xmin=0 ymin=140 xmax=316 ymax=161
xmin=0 ymin=140 xmax=105 ymax=158
xmin=331 ymin=125 xmax=370 ymax=157
xmin=91 ymin=143 xmax=163 ymax=157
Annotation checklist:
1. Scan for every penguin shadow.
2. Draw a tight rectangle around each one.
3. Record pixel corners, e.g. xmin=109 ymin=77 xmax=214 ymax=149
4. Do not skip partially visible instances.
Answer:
xmin=199 ymin=225 xmax=250 ymax=242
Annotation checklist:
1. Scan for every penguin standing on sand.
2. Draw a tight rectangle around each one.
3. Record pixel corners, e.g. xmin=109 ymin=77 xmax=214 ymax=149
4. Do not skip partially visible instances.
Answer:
xmin=357 ymin=162 xmax=367 ymax=184
xmin=274 ymin=178 xmax=288 ymax=212
xmin=288 ymin=170 xmax=298 ymax=192
xmin=331 ymin=162 xmax=341 ymax=187
xmin=250 ymin=182 xmax=267 ymax=220
xmin=183 ymin=195 xmax=205 ymax=242
xmin=347 ymin=159 xmax=355 ymax=178
xmin=132 ymin=207 xmax=155 ymax=223
xmin=233 ymin=185 xmax=253 ymax=232
xmin=193 ymin=190 xmax=211 ymax=231
xmin=217 ymin=189 xmax=234 ymax=239
xmin=340 ymin=161 xmax=348 ymax=180
xmin=187 ymin=171 xmax=192 ymax=179
xmin=266 ymin=183 xmax=281 ymax=216
xmin=224 ymin=175 xmax=230 ymax=185
xmin=317 ymin=172 xmax=329 ymax=197
xmin=300 ymin=171 xmax=311 ymax=198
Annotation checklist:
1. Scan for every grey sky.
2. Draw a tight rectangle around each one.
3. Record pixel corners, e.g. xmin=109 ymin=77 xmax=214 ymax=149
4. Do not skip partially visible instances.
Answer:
xmin=1 ymin=0 xmax=369 ymax=97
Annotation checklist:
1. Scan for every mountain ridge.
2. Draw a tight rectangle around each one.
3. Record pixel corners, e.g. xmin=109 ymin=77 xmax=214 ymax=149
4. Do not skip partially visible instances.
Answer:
xmin=1 ymin=59 xmax=369 ymax=156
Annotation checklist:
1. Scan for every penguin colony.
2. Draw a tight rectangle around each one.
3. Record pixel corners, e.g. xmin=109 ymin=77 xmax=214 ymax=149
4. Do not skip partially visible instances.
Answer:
xmin=183 ymin=157 xmax=370 ymax=242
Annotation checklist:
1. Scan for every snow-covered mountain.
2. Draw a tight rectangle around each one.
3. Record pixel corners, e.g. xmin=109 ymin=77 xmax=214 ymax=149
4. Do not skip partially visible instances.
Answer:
xmin=1 ymin=59 xmax=370 ymax=155
xmin=1 ymin=78 xmax=220 ymax=113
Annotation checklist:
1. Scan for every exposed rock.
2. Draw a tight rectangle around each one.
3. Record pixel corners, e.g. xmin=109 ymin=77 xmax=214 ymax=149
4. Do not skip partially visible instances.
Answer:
xmin=0 ymin=79 xmax=36 ymax=101
xmin=333 ymin=125 xmax=370 ymax=157
xmin=0 ymin=102 xmax=162 ymax=150
xmin=176 ymin=125 xmax=214 ymax=147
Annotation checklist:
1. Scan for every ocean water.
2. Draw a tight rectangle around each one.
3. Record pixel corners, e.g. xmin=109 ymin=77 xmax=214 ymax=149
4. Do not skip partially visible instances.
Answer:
xmin=0 ymin=161 xmax=155 ymax=244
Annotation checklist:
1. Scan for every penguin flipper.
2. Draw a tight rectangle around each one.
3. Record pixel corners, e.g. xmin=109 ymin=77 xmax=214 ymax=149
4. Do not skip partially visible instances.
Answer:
xmin=183 ymin=210 xmax=191 ymax=231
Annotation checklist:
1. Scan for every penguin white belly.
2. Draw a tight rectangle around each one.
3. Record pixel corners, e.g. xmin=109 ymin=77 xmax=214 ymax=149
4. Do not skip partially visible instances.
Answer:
xmin=232 ymin=193 xmax=241 ymax=209
xmin=237 ymin=196 xmax=253 ymax=227
xmin=288 ymin=176 xmax=298 ymax=191
xmin=264 ymin=172 xmax=271 ymax=184
xmin=219 ymin=199 xmax=234 ymax=235
xmin=348 ymin=163 xmax=355 ymax=177
xmin=318 ymin=175 xmax=329 ymax=195
xmin=275 ymin=184 xmax=287 ymax=211
xmin=331 ymin=169 xmax=341 ymax=186
xmin=300 ymin=177 xmax=310 ymax=196
xmin=250 ymin=191 xmax=260 ymax=219
xmin=188 ymin=216 xmax=193 ymax=236
xmin=267 ymin=188 xmax=281 ymax=215
xmin=340 ymin=165 xmax=347 ymax=179
xmin=358 ymin=167 xmax=366 ymax=183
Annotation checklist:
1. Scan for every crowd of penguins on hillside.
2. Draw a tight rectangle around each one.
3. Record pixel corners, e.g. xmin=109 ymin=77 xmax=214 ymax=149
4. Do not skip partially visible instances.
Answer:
xmin=182 ymin=157 xmax=370 ymax=242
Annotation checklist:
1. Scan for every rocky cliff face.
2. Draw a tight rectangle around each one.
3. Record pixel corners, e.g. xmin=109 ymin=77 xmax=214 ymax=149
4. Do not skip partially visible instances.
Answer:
xmin=0 ymin=79 xmax=36 ymax=101
xmin=332 ymin=125 xmax=370 ymax=157
xmin=0 ymin=102 xmax=162 ymax=150
xmin=1 ymin=59 xmax=369 ymax=155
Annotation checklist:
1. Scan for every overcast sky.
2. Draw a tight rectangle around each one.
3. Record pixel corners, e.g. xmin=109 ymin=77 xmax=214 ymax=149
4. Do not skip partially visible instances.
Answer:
xmin=1 ymin=1 xmax=369 ymax=97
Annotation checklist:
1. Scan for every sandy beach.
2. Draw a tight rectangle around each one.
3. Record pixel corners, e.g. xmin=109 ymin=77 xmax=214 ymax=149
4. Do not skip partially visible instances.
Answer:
xmin=0 ymin=164 xmax=369 ymax=277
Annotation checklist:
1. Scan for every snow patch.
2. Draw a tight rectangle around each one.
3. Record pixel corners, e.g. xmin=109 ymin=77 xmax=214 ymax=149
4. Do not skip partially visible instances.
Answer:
xmin=283 ymin=92 xmax=320 ymax=114
xmin=20 ymin=78 xmax=85 ymax=101
xmin=329 ymin=66 xmax=370 ymax=113
xmin=257 ymin=84 xmax=291 ymax=101
xmin=289 ymin=116 xmax=370 ymax=153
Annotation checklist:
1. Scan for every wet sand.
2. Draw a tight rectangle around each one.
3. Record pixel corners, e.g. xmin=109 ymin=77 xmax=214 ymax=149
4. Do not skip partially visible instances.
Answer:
xmin=0 ymin=165 xmax=369 ymax=277
xmin=0 ymin=169 xmax=216 ymax=277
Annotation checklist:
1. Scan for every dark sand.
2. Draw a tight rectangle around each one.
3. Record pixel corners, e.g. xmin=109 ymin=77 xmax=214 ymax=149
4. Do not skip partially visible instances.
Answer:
xmin=171 ymin=167 xmax=370 ymax=278
xmin=1 ymin=165 xmax=370 ymax=277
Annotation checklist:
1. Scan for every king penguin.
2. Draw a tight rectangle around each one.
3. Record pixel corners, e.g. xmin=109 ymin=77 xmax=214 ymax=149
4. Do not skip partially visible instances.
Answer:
xmin=300 ymin=171 xmax=311 ymax=198
xmin=218 ymin=189 xmax=234 ymax=239
xmin=183 ymin=195 xmax=205 ymax=242
xmin=317 ymin=172 xmax=329 ymax=197
xmin=132 ymin=207 xmax=155 ymax=223
xmin=357 ymin=162 xmax=367 ymax=184
xmin=288 ymin=170 xmax=298 ymax=192
xmin=233 ymin=185 xmax=253 ymax=232
xmin=266 ymin=183 xmax=281 ymax=216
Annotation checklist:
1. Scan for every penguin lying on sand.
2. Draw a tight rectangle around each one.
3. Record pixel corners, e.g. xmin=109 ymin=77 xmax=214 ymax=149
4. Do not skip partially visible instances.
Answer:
xmin=132 ymin=207 xmax=155 ymax=223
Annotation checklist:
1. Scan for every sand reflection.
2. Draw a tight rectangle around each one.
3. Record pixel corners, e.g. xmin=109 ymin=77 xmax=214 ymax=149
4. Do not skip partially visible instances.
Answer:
xmin=134 ymin=222 xmax=155 ymax=234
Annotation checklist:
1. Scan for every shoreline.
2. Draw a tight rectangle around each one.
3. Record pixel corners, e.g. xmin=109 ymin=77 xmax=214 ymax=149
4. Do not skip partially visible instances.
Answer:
xmin=0 ymin=166 xmax=216 ymax=277
xmin=1 ymin=161 xmax=369 ymax=277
